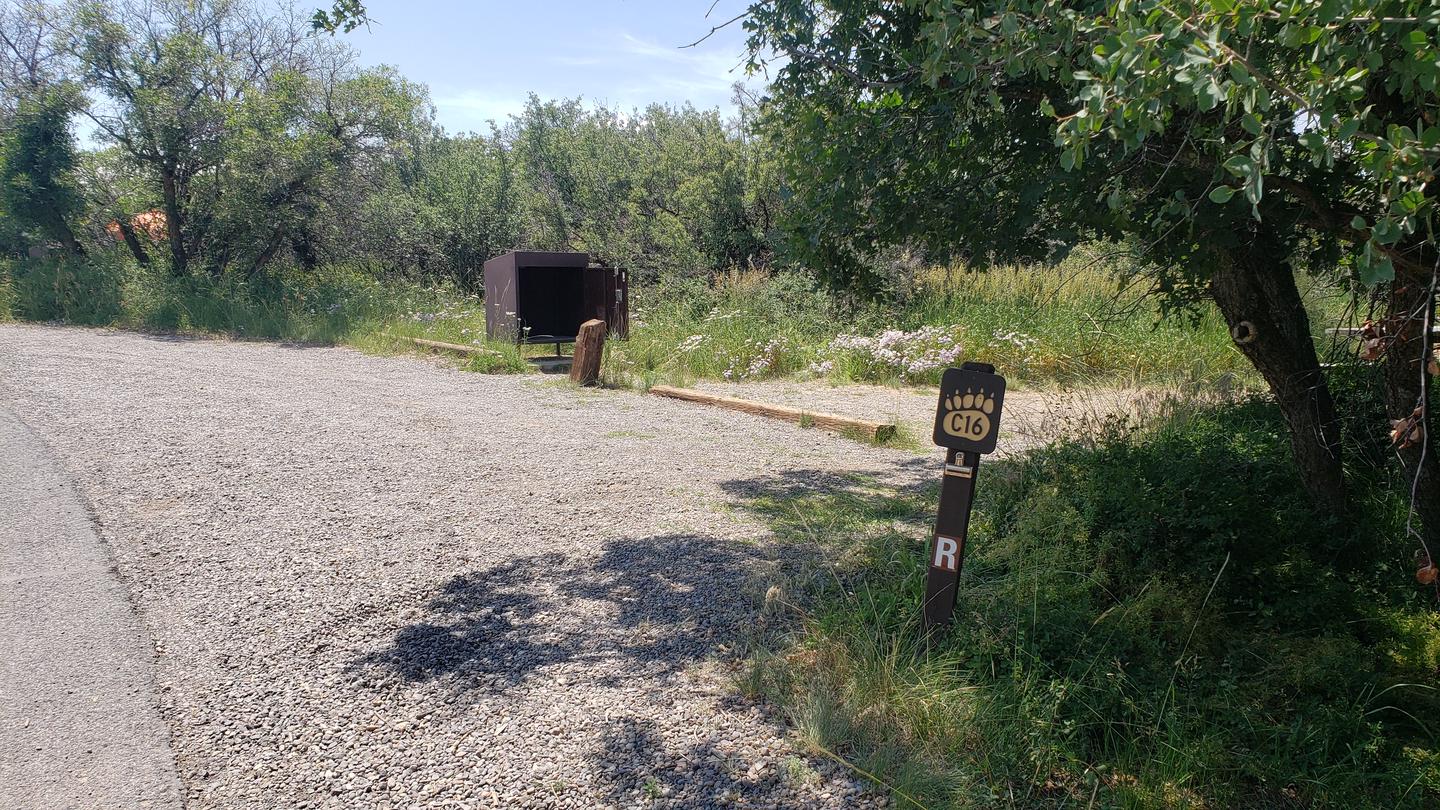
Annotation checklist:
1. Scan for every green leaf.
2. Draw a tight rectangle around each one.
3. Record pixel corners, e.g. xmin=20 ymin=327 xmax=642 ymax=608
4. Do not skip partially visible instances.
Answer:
xmin=1208 ymin=185 xmax=1236 ymax=203
xmin=1196 ymin=77 xmax=1225 ymax=111
xmin=1372 ymin=217 xmax=1401 ymax=245
xmin=1241 ymin=113 xmax=1263 ymax=135
xmin=1222 ymin=155 xmax=1254 ymax=176
xmin=1397 ymin=189 xmax=1428 ymax=214
xmin=1244 ymin=173 xmax=1263 ymax=204
xmin=1359 ymin=250 xmax=1395 ymax=286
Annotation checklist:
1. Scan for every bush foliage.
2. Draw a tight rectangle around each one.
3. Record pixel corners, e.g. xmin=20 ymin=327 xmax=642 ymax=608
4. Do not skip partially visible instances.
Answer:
xmin=741 ymin=395 xmax=1440 ymax=807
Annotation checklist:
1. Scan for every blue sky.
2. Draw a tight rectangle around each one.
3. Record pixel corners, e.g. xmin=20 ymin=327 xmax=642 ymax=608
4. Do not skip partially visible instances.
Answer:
xmin=344 ymin=1 xmax=759 ymax=133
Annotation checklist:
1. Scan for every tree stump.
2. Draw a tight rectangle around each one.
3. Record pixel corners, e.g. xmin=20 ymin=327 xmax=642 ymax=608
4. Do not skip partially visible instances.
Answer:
xmin=570 ymin=319 xmax=607 ymax=385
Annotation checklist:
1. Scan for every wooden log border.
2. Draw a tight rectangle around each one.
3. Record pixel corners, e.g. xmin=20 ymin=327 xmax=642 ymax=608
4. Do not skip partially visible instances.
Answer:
xmin=394 ymin=335 xmax=493 ymax=357
xmin=648 ymin=385 xmax=897 ymax=443
xmin=1326 ymin=326 xmax=1440 ymax=337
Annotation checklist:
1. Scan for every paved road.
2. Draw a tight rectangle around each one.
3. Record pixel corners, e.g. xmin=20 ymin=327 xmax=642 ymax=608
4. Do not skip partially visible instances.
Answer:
xmin=0 ymin=324 xmax=929 ymax=809
xmin=0 ymin=407 xmax=184 ymax=809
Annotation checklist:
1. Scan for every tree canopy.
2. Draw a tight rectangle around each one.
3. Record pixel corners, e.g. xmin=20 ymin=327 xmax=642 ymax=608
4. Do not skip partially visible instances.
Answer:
xmin=747 ymin=0 xmax=1436 ymax=288
xmin=744 ymin=0 xmax=1439 ymax=545
xmin=0 ymin=0 xmax=776 ymax=282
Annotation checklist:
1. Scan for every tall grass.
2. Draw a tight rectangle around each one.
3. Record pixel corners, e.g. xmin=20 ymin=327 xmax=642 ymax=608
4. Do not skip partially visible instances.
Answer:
xmin=0 ymin=255 xmax=528 ymax=372
xmin=3 ymin=246 xmax=1346 ymax=389
xmin=737 ymin=387 xmax=1440 ymax=808
xmin=606 ymin=268 xmax=846 ymax=387
xmin=609 ymin=247 xmax=1264 ymax=390
xmin=896 ymin=258 xmax=1239 ymax=384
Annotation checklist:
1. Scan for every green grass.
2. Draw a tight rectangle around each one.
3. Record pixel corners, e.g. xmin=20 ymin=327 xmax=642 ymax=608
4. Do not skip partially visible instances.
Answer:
xmin=0 ymin=255 xmax=529 ymax=372
xmin=607 ymin=247 xmax=1283 ymax=391
xmin=2 ymin=246 xmax=1349 ymax=391
xmin=734 ymin=384 xmax=1440 ymax=808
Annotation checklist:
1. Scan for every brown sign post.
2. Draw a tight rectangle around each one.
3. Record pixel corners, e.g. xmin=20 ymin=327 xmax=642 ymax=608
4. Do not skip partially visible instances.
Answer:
xmin=923 ymin=361 xmax=1006 ymax=630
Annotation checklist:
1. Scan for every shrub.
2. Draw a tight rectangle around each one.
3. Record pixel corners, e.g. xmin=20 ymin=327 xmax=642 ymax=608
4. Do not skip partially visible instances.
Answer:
xmin=810 ymin=325 xmax=965 ymax=383
xmin=609 ymin=267 xmax=850 ymax=383
xmin=4 ymin=253 xmax=129 ymax=324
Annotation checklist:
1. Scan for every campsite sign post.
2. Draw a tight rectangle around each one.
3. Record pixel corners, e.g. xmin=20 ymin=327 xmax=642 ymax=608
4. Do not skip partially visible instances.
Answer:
xmin=923 ymin=361 xmax=1006 ymax=630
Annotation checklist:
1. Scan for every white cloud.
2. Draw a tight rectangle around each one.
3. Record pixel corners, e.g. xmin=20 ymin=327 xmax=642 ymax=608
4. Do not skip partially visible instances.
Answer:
xmin=426 ymin=27 xmax=762 ymax=132
xmin=431 ymin=90 xmax=529 ymax=133
xmin=608 ymin=32 xmax=751 ymax=109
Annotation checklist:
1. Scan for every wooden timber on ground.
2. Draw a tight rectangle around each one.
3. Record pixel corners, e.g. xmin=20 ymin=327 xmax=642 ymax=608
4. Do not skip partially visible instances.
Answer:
xmin=1326 ymin=327 xmax=1440 ymax=336
xmin=570 ymin=319 xmax=607 ymax=385
xmin=395 ymin=335 xmax=492 ymax=357
xmin=648 ymin=385 xmax=897 ymax=442
xmin=393 ymin=333 xmax=575 ymax=373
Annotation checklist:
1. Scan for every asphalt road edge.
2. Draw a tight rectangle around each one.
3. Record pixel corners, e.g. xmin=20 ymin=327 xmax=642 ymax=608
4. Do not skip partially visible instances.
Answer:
xmin=0 ymin=405 xmax=184 ymax=809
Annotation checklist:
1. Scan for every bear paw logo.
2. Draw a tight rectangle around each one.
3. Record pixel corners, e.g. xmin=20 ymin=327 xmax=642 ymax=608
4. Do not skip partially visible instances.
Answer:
xmin=941 ymin=389 xmax=994 ymax=442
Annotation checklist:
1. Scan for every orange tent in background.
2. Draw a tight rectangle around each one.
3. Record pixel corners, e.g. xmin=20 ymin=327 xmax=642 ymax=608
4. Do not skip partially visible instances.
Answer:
xmin=105 ymin=210 xmax=168 ymax=242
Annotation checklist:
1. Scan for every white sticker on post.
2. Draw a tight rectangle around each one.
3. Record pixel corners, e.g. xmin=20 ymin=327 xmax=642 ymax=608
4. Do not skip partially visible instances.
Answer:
xmin=932 ymin=535 xmax=961 ymax=571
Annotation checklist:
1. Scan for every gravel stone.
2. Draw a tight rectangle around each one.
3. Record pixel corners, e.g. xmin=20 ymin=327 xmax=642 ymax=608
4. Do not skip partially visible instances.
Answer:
xmin=0 ymin=325 xmax=924 ymax=809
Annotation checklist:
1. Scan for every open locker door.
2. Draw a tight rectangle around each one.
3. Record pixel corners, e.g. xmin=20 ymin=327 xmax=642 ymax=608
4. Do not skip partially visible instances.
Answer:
xmin=606 ymin=267 xmax=628 ymax=339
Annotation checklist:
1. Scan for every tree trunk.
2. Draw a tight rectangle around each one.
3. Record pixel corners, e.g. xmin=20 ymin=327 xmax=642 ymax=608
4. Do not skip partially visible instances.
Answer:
xmin=161 ymin=168 xmax=188 ymax=276
xmin=1381 ymin=272 xmax=1440 ymax=553
xmin=250 ymin=227 xmax=286 ymax=277
xmin=114 ymin=215 xmax=150 ymax=268
xmin=51 ymin=218 xmax=86 ymax=258
xmin=1209 ymin=244 xmax=1348 ymax=515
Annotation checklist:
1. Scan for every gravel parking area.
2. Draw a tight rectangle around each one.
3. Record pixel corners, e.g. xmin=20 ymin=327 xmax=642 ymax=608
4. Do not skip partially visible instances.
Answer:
xmin=0 ymin=325 xmax=937 ymax=809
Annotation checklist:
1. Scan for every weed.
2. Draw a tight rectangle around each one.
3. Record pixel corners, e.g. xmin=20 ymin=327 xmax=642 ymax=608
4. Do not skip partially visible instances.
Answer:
xmin=783 ymin=755 xmax=820 ymax=786
xmin=736 ymin=391 xmax=1440 ymax=808
xmin=602 ymin=247 xmax=1301 ymax=390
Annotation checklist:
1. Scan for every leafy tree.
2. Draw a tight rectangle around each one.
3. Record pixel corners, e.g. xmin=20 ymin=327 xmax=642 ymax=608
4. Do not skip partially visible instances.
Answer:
xmin=400 ymin=130 xmax=523 ymax=284
xmin=1 ymin=87 xmax=86 ymax=256
xmin=0 ymin=0 xmax=66 ymax=116
xmin=66 ymin=0 xmax=320 ymax=275
xmin=213 ymin=64 xmax=434 ymax=274
xmin=39 ymin=0 xmax=434 ymax=278
xmin=504 ymin=96 xmax=777 ymax=277
xmin=745 ymin=0 xmax=1440 ymax=549
xmin=75 ymin=145 xmax=158 ymax=266
xmin=0 ymin=0 xmax=83 ymax=256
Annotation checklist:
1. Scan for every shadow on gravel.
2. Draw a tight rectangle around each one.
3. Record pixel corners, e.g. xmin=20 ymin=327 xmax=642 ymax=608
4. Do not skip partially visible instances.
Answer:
xmin=716 ymin=460 xmax=934 ymax=504
xmin=586 ymin=714 xmax=849 ymax=807
xmin=357 ymin=462 xmax=937 ymax=693
xmin=355 ymin=532 xmax=817 ymax=689
xmin=353 ymin=467 xmax=918 ymax=803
